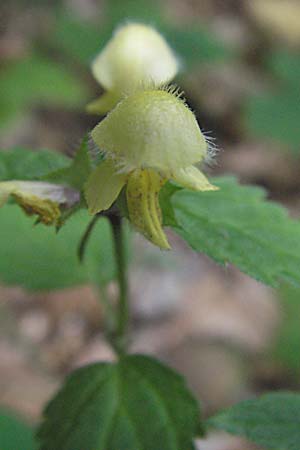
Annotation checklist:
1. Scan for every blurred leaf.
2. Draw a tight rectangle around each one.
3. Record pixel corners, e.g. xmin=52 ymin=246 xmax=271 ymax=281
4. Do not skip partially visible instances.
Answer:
xmin=43 ymin=136 xmax=92 ymax=190
xmin=163 ymin=176 xmax=300 ymax=287
xmin=0 ymin=148 xmax=70 ymax=181
xmin=51 ymin=9 xmax=231 ymax=70
xmin=37 ymin=354 xmax=201 ymax=450
xmin=273 ymin=284 xmax=300 ymax=374
xmin=163 ymin=26 xmax=233 ymax=67
xmin=0 ymin=147 xmax=128 ymax=289
xmin=0 ymin=147 xmax=83 ymax=229
xmin=0 ymin=205 xmax=118 ymax=290
xmin=268 ymin=51 xmax=300 ymax=86
xmin=51 ymin=12 xmax=111 ymax=64
xmin=107 ymin=0 xmax=232 ymax=67
xmin=246 ymin=50 xmax=300 ymax=152
xmin=245 ymin=88 xmax=300 ymax=152
xmin=0 ymin=55 xmax=89 ymax=129
xmin=207 ymin=392 xmax=300 ymax=450
xmin=106 ymin=0 xmax=162 ymax=24
xmin=0 ymin=409 xmax=37 ymax=450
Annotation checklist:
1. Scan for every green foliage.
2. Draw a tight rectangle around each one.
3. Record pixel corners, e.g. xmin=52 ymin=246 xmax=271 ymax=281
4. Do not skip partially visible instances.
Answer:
xmin=159 ymin=183 xmax=181 ymax=227
xmin=207 ymin=392 xmax=300 ymax=450
xmin=0 ymin=205 xmax=117 ymax=290
xmin=51 ymin=8 xmax=231 ymax=69
xmin=51 ymin=12 xmax=111 ymax=65
xmin=273 ymin=284 xmax=300 ymax=374
xmin=245 ymin=51 xmax=300 ymax=152
xmin=245 ymin=89 xmax=300 ymax=151
xmin=43 ymin=136 xmax=92 ymax=190
xmin=107 ymin=0 xmax=162 ymax=24
xmin=1 ymin=12 xmax=299 ymax=450
xmin=162 ymin=177 xmax=300 ymax=287
xmin=105 ymin=0 xmax=232 ymax=67
xmin=0 ymin=147 xmax=129 ymax=289
xmin=0 ymin=55 xmax=89 ymax=129
xmin=163 ymin=26 xmax=233 ymax=67
xmin=0 ymin=148 xmax=70 ymax=181
xmin=37 ymin=354 xmax=201 ymax=450
xmin=268 ymin=51 xmax=300 ymax=86
xmin=51 ymin=2 xmax=162 ymax=65
xmin=0 ymin=146 xmax=83 ymax=228
xmin=0 ymin=409 xmax=37 ymax=450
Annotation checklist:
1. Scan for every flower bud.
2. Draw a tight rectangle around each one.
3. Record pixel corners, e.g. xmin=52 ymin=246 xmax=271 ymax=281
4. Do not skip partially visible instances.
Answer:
xmin=87 ymin=23 xmax=179 ymax=114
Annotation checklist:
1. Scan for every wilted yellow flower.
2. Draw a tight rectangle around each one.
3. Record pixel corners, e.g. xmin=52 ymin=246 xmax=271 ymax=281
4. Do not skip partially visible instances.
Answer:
xmin=85 ymin=88 xmax=218 ymax=249
xmin=0 ymin=180 xmax=79 ymax=225
xmin=86 ymin=23 xmax=179 ymax=114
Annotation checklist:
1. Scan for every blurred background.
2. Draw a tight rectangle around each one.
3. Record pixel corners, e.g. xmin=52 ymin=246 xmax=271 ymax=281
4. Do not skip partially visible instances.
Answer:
xmin=1 ymin=0 xmax=300 ymax=449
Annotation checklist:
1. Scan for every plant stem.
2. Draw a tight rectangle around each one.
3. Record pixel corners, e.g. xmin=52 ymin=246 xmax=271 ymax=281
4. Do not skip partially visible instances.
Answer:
xmin=78 ymin=215 xmax=100 ymax=262
xmin=97 ymin=283 xmax=115 ymax=337
xmin=109 ymin=214 xmax=129 ymax=356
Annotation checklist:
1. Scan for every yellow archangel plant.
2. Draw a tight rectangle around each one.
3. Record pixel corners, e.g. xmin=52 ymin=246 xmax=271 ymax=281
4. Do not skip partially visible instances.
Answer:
xmin=86 ymin=22 xmax=179 ymax=114
xmin=85 ymin=87 xmax=218 ymax=249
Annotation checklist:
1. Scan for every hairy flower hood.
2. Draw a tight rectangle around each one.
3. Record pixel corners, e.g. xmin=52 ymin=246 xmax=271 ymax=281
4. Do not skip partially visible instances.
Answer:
xmin=91 ymin=88 xmax=207 ymax=172
xmin=85 ymin=88 xmax=217 ymax=249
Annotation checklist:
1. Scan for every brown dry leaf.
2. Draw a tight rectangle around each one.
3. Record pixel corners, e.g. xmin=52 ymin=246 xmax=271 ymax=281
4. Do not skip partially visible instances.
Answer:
xmin=248 ymin=0 xmax=300 ymax=47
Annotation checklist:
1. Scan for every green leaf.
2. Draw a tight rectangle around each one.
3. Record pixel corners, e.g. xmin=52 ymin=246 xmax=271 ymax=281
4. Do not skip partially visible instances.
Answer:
xmin=50 ymin=8 xmax=161 ymax=67
xmin=0 ymin=54 xmax=89 ymax=129
xmin=245 ymin=88 xmax=300 ymax=151
xmin=164 ymin=176 xmax=300 ymax=287
xmin=0 ymin=409 xmax=37 ymax=450
xmin=43 ymin=136 xmax=92 ymax=190
xmin=268 ymin=50 xmax=300 ymax=86
xmin=0 ymin=205 xmax=118 ymax=290
xmin=50 ymin=9 xmax=231 ymax=69
xmin=272 ymin=284 xmax=300 ymax=374
xmin=51 ymin=12 xmax=111 ymax=64
xmin=163 ymin=26 xmax=233 ymax=67
xmin=107 ymin=0 xmax=162 ymax=24
xmin=0 ymin=148 xmax=70 ymax=181
xmin=245 ymin=50 xmax=300 ymax=152
xmin=37 ymin=354 xmax=201 ymax=450
xmin=107 ymin=3 xmax=232 ymax=67
xmin=160 ymin=182 xmax=182 ymax=227
xmin=0 ymin=147 xmax=82 ymax=229
xmin=207 ymin=392 xmax=300 ymax=450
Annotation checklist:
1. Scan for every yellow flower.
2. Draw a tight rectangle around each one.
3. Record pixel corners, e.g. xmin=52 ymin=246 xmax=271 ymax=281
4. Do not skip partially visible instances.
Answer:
xmin=86 ymin=23 xmax=179 ymax=115
xmin=85 ymin=88 xmax=218 ymax=249
xmin=0 ymin=180 xmax=79 ymax=225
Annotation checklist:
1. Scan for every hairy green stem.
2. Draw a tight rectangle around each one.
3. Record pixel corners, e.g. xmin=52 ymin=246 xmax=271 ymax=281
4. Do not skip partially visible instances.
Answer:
xmin=109 ymin=214 xmax=129 ymax=356
xmin=81 ymin=210 xmax=129 ymax=355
